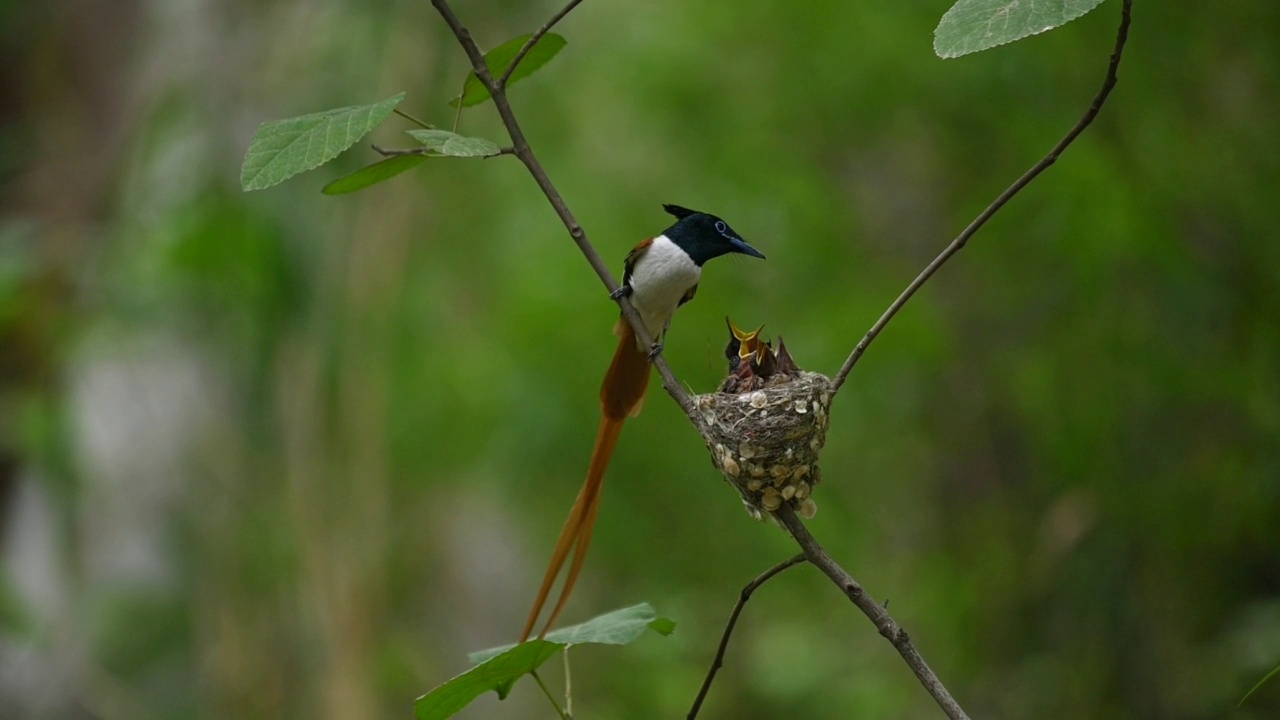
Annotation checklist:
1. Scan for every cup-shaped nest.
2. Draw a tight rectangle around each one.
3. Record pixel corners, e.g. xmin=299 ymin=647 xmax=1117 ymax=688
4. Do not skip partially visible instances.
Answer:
xmin=694 ymin=370 xmax=832 ymax=521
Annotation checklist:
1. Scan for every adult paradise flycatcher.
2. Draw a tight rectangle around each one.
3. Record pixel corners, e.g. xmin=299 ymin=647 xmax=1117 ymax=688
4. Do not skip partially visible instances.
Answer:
xmin=520 ymin=204 xmax=765 ymax=641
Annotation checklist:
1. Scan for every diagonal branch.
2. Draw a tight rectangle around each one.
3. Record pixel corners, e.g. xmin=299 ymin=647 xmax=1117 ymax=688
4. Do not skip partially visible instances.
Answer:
xmin=429 ymin=0 xmax=699 ymax=421
xmin=830 ymin=0 xmax=1134 ymax=395
xmin=498 ymin=0 xmax=585 ymax=88
xmin=688 ymin=554 xmax=807 ymax=719
xmin=773 ymin=504 xmax=971 ymax=720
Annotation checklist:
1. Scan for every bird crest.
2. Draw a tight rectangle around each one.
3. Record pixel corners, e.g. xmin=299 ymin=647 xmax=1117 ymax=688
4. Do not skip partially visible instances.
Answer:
xmin=662 ymin=203 xmax=700 ymax=220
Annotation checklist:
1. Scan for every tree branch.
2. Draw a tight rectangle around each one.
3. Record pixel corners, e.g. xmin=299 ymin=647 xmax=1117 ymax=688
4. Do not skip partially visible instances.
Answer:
xmin=428 ymin=0 xmax=700 ymax=421
xmin=830 ymin=0 xmax=1134 ymax=395
xmin=773 ymin=504 xmax=971 ymax=720
xmin=498 ymin=0 xmax=585 ymax=88
xmin=426 ymin=2 xmax=1136 ymax=718
xmin=687 ymin=554 xmax=807 ymax=719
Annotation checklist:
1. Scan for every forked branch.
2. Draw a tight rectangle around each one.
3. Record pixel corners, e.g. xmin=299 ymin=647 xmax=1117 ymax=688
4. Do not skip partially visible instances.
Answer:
xmin=427 ymin=0 xmax=1132 ymax=717
xmin=428 ymin=0 xmax=968 ymax=714
xmin=498 ymin=0 xmax=585 ymax=87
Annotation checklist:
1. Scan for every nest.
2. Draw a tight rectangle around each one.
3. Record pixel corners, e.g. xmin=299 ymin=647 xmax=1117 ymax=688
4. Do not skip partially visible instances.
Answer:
xmin=694 ymin=370 xmax=832 ymax=521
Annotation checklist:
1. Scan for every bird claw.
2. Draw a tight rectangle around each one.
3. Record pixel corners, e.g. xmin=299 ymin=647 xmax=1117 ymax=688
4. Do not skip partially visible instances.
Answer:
xmin=647 ymin=342 xmax=664 ymax=359
xmin=609 ymin=285 xmax=632 ymax=301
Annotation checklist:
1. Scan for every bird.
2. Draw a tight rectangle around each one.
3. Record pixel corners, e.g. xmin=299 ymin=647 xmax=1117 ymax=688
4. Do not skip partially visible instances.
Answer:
xmin=718 ymin=318 xmax=806 ymax=393
xmin=775 ymin=336 xmax=799 ymax=376
xmin=725 ymin=316 xmax=763 ymax=370
xmin=520 ymin=204 xmax=766 ymax=642
xmin=720 ymin=317 xmax=765 ymax=393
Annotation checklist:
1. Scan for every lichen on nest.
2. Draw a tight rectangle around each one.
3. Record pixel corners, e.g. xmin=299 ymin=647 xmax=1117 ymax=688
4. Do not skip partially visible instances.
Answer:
xmin=694 ymin=370 xmax=832 ymax=521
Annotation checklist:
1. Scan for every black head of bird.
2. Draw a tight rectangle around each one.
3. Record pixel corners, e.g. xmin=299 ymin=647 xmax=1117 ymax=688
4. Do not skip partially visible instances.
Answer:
xmin=662 ymin=204 xmax=766 ymax=265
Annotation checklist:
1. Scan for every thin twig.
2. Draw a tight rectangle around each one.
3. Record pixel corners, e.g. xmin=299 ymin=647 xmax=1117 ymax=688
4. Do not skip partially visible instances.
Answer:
xmin=393 ymin=107 xmax=434 ymax=129
xmin=829 ymin=0 xmax=1134 ymax=395
xmin=531 ymin=671 xmax=571 ymax=720
xmin=772 ymin=504 xmax=971 ymax=720
xmin=371 ymin=144 xmax=430 ymax=157
xmin=563 ymin=646 xmax=574 ymax=718
xmin=372 ymin=144 xmax=514 ymax=159
xmin=688 ymin=554 xmax=807 ymax=720
xmin=498 ymin=0 xmax=586 ymax=88
xmin=428 ymin=0 xmax=699 ymax=421
xmin=452 ymin=76 xmax=466 ymax=132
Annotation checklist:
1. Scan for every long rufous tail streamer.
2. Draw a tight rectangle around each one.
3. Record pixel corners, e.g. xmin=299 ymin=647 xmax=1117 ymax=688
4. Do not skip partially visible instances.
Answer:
xmin=520 ymin=320 xmax=650 ymax=641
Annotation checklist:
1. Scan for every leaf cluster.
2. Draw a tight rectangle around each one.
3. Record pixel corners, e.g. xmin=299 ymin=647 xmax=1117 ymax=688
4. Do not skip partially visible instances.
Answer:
xmin=240 ymin=34 xmax=568 ymax=195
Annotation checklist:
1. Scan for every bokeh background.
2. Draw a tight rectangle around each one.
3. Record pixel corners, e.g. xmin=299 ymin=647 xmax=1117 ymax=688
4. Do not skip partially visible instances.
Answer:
xmin=2 ymin=0 xmax=1278 ymax=718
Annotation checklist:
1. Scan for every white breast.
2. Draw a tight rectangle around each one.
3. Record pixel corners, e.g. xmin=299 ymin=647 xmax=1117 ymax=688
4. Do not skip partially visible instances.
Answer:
xmin=627 ymin=235 xmax=701 ymax=346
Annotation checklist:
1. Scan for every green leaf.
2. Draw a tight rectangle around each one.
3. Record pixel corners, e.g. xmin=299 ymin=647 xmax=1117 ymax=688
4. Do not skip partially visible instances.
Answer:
xmin=450 ymin=34 xmax=567 ymax=108
xmin=321 ymin=154 xmax=428 ymax=195
xmin=406 ymin=129 xmax=501 ymax=158
xmin=468 ymin=603 xmax=673 ymax=665
xmin=934 ymin=0 xmax=1109 ymax=58
xmin=648 ymin=617 xmax=678 ymax=636
xmin=414 ymin=604 xmax=673 ymax=718
xmin=241 ymin=92 xmax=406 ymax=191
xmin=413 ymin=640 xmax=560 ymax=720
xmin=543 ymin=602 xmax=670 ymax=646
xmin=1239 ymin=661 xmax=1280 ymax=707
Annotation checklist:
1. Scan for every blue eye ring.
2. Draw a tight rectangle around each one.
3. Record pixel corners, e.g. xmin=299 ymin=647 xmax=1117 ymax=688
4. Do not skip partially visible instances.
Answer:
xmin=715 ymin=220 xmax=727 ymax=234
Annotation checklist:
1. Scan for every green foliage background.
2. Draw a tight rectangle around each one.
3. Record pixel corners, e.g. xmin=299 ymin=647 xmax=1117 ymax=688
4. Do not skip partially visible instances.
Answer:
xmin=2 ymin=1 xmax=1278 ymax=718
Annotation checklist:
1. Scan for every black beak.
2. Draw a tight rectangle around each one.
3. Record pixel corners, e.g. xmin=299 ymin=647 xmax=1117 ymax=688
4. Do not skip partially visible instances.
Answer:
xmin=729 ymin=237 xmax=766 ymax=260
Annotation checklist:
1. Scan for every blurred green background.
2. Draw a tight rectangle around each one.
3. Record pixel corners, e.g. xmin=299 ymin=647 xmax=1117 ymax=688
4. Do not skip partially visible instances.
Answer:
xmin=2 ymin=0 xmax=1278 ymax=718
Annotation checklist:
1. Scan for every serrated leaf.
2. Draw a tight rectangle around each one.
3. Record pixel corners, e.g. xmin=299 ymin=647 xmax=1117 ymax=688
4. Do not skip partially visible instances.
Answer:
xmin=321 ymin=154 xmax=428 ymax=195
xmin=934 ymin=0 xmax=1109 ymax=59
xmin=241 ymin=92 xmax=406 ymax=191
xmin=648 ymin=617 xmax=677 ymax=636
xmin=468 ymin=603 xmax=673 ymax=665
xmin=406 ymin=129 xmax=501 ymax=158
xmin=449 ymin=34 xmax=567 ymax=108
xmin=413 ymin=640 xmax=560 ymax=720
